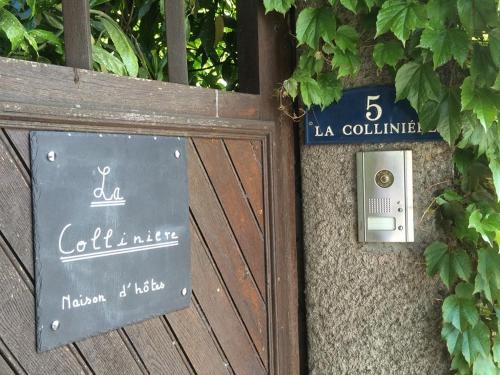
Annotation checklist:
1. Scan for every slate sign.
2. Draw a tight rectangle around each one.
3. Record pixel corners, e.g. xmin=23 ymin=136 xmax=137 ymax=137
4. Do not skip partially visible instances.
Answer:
xmin=31 ymin=131 xmax=191 ymax=352
xmin=304 ymin=85 xmax=442 ymax=145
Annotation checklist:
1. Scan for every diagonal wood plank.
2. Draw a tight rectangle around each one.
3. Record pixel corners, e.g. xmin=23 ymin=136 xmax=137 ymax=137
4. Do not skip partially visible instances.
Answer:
xmin=0 ymin=129 xmax=146 ymax=375
xmin=0 ymin=238 xmax=89 ymax=374
xmin=123 ymin=319 xmax=193 ymax=375
xmin=188 ymin=141 xmax=268 ymax=367
xmin=190 ymin=221 xmax=267 ymax=375
xmin=224 ymin=139 xmax=264 ymax=231
xmin=194 ymin=138 xmax=265 ymax=297
xmin=0 ymin=353 xmax=14 ymax=375
xmin=167 ymin=300 xmax=232 ymax=375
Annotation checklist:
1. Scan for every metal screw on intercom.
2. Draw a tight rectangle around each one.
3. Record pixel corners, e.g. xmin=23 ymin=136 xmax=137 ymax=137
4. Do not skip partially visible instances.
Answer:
xmin=175 ymin=150 xmax=181 ymax=159
xmin=398 ymin=208 xmax=403 ymax=212
xmin=47 ymin=151 xmax=56 ymax=162
xmin=51 ymin=320 xmax=60 ymax=331
xmin=398 ymin=225 xmax=404 ymax=231
xmin=181 ymin=288 xmax=187 ymax=296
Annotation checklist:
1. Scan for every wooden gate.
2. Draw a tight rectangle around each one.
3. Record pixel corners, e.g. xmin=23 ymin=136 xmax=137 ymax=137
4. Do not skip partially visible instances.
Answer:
xmin=0 ymin=2 xmax=300 ymax=374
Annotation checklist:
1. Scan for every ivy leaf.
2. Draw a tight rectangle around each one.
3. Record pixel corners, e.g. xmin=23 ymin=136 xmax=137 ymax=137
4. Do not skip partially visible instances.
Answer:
xmin=442 ymin=323 xmax=462 ymax=355
xmin=453 ymin=250 xmax=473 ymax=282
xmin=331 ymin=47 xmax=360 ymax=77
xmin=0 ymin=0 xmax=9 ymax=8
xmin=300 ymin=78 xmax=323 ymax=107
xmin=457 ymin=0 xmax=497 ymax=36
xmin=490 ymin=28 xmax=500 ymax=68
xmin=426 ymin=0 xmax=458 ymax=27
xmin=468 ymin=210 xmax=499 ymax=247
xmin=461 ymin=321 xmax=491 ymax=364
xmin=317 ymin=72 xmax=342 ymax=108
xmin=443 ymin=283 xmax=479 ymax=332
xmin=395 ymin=61 xmax=441 ymax=111
xmin=493 ymin=336 xmax=500 ymax=364
xmin=451 ymin=353 xmax=471 ymax=374
xmin=296 ymin=7 xmax=337 ymax=49
xmin=98 ymin=15 xmax=139 ymax=77
xmin=340 ymin=0 xmax=358 ymax=13
xmin=474 ymin=247 xmax=500 ymax=304
xmin=461 ymin=77 xmax=500 ymax=129
xmin=470 ymin=45 xmax=498 ymax=88
xmin=420 ymin=88 xmax=462 ymax=144
xmin=489 ymin=157 xmax=500 ymax=201
xmin=472 ymin=354 xmax=497 ymax=374
xmin=372 ymin=41 xmax=404 ymax=69
xmin=283 ymin=78 xmax=298 ymax=100
xmin=419 ymin=27 xmax=469 ymax=68
xmin=376 ymin=0 xmax=426 ymax=45
xmin=0 ymin=8 xmax=26 ymax=50
xmin=334 ymin=25 xmax=358 ymax=53
xmin=424 ymin=241 xmax=470 ymax=288
xmin=263 ymin=0 xmax=294 ymax=14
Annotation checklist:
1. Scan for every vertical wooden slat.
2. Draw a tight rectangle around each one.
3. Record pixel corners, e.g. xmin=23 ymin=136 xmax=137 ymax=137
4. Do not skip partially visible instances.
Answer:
xmin=62 ymin=0 xmax=92 ymax=70
xmin=236 ymin=0 xmax=260 ymax=94
xmin=164 ymin=0 xmax=189 ymax=84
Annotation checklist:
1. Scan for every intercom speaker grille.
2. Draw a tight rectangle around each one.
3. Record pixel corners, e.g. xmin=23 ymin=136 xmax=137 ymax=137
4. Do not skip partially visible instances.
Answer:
xmin=368 ymin=198 xmax=391 ymax=214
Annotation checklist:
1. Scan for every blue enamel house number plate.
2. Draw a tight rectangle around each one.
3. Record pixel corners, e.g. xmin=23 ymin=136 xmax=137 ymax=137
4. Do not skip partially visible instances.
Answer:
xmin=31 ymin=131 xmax=191 ymax=352
xmin=304 ymin=86 xmax=442 ymax=145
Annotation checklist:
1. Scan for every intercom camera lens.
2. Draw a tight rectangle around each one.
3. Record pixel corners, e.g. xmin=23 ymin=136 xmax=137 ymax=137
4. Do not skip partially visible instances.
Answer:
xmin=375 ymin=170 xmax=394 ymax=188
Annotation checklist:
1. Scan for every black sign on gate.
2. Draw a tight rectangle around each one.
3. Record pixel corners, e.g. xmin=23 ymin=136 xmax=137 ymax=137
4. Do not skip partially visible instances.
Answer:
xmin=31 ymin=131 xmax=191 ymax=352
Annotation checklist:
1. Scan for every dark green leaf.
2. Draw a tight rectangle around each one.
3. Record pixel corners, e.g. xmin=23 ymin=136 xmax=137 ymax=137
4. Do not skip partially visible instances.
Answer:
xmin=470 ymin=45 xmax=497 ymax=88
xmin=461 ymin=77 xmax=500 ymax=129
xmin=453 ymin=250 xmax=473 ymax=282
xmin=372 ymin=41 xmax=404 ymax=69
xmin=92 ymin=44 xmax=127 ymax=76
xmin=340 ymin=0 xmax=358 ymax=13
xmin=0 ymin=8 xmax=26 ymax=50
xmin=474 ymin=247 xmax=500 ymax=303
xmin=296 ymin=7 xmax=337 ymax=49
xmin=420 ymin=88 xmax=462 ymax=144
xmin=472 ymin=354 xmax=497 ymax=374
xmin=98 ymin=15 xmax=139 ymax=77
xmin=334 ymin=25 xmax=358 ymax=53
xmin=457 ymin=0 xmax=497 ymax=36
xmin=489 ymin=157 xmax=500 ymax=201
xmin=263 ymin=0 xmax=294 ymax=14
xmin=424 ymin=241 xmax=448 ymax=276
xmin=317 ymin=72 xmax=342 ymax=108
xmin=443 ymin=282 xmax=479 ymax=331
xmin=331 ymin=46 xmax=360 ymax=77
xmin=489 ymin=28 xmax=500 ymax=68
xmin=419 ymin=27 xmax=469 ymax=68
xmin=300 ymin=77 xmax=323 ymax=107
xmin=395 ymin=61 xmax=441 ymax=111
xmin=426 ymin=0 xmax=458 ymax=27
xmin=376 ymin=0 xmax=426 ymax=45
xmin=461 ymin=321 xmax=491 ymax=364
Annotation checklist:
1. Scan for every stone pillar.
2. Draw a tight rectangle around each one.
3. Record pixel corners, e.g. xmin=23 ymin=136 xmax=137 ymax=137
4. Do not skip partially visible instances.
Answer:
xmin=300 ymin=31 xmax=454 ymax=374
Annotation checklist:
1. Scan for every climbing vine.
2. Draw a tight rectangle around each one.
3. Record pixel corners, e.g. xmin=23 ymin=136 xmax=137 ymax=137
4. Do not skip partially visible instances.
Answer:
xmin=263 ymin=0 xmax=499 ymax=373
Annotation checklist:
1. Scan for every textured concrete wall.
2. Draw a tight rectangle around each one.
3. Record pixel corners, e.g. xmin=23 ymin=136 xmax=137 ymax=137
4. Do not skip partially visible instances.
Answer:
xmin=300 ymin=48 xmax=454 ymax=373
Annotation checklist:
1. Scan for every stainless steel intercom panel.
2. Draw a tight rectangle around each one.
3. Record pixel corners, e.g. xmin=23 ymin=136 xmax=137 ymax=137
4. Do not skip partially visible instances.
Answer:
xmin=357 ymin=150 xmax=414 ymax=242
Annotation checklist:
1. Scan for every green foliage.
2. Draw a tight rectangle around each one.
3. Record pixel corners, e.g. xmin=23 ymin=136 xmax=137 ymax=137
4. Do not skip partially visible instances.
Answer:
xmin=0 ymin=0 xmax=238 ymax=89
xmin=264 ymin=0 xmax=500 ymax=372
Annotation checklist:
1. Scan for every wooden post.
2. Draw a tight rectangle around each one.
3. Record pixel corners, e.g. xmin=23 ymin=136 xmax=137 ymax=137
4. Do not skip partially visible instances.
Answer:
xmin=257 ymin=5 xmax=302 ymax=375
xmin=61 ymin=0 xmax=92 ymax=70
xmin=236 ymin=0 xmax=259 ymax=94
xmin=164 ymin=0 xmax=189 ymax=85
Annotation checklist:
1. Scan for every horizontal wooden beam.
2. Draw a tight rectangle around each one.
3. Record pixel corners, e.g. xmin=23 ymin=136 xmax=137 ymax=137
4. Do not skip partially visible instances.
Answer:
xmin=62 ymin=0 xmax=92 ymax=70
xmin=0 ymin=58 xmax=267 ymax=136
